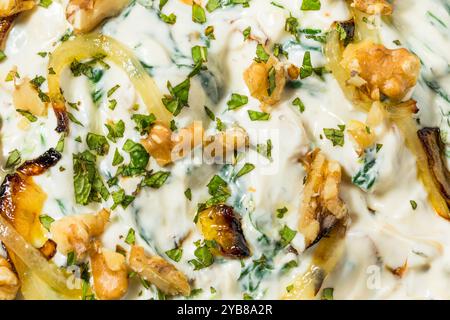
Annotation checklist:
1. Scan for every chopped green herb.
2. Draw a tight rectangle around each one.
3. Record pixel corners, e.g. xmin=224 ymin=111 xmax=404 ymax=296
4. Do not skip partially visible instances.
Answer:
xmin=105 ymin=120 xmax=125 ymax=143
xmin=204 ymin=106 xmax=216 ymax=120
xmin=125 ymin=228 xmax=136 ymax=245
xmin=16 ymin=109 xmax=37 ymax=122
xmin=185 ymin=188 xmax=192 ymax=201
xmin=234 ymin=163 xmax=255 ymax=180
xmin=112 ymin=149 xmax=124 ymax=166
xmin=255 ymin=44 xmax=270 ymax=63
xmin=142 ymin=171 xmax=171 ymax=189
xmin=73 ymin=151 xmax=109 ymax=205
xmin=410 ymin=200 xmax=418 ymax=210
xmin=192 ymin=3 xmax=206 ymax=24
xmin=248 ymin=110 xmax=270 ymax=121
xmin=160 ymin=12 xmax=177 ymax=24
xmin=39 ymin=215 xmax=54 ymax=231
xmin=5 ymin=149 xmax=21 ymax=169
xmin=131 ymin=114 xmax=156 ymax=136
xmin=300 ymin=51 xmax=313 ymax=79
xmin=165 ymin=247 xmax=183 ymax=262
xmin=280 ymin=225 xmax=297 ymax=248
xmin=39 ymin=0 xmax=53 ymax=8
xmin=227 ymin=93 xmax=248 ymax=110
xmin=321 ymin=288 xmax=334 ymax=300
xmin=243 ymin=26 xmax=251 ymax=40
xmin=301 ymin=0 xmax=321 ymax=10
xmin=86 ymin=133 xmax=110 ymax=156
xmin=323 ymin=125 xmax=345 ymax=147
xmin=292 ymin=97 xmax=305 ymax=113
xmin=276 ymin=207 xmax=288 ymax=219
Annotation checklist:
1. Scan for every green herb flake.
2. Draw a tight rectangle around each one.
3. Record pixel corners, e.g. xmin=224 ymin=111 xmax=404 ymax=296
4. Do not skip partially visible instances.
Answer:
xmin=323 ymin=125 xmax=345 ymax=147
xmin=267 ymin=66 xmax=276 ymax=96
xmin=321 ymin=288 xmax=334 ymax=300
xmin=300 ymin=51 xmax=313 ymax=79
xmin=248 ymin=110 xmax=270 ymax=121
xmin=125 ymin=228 xmax=136 ymax=245
xmin=131 ymin=114 xmax=156 ymax=136
xmin=39 ymin=0 xmax=53 ymax=8
xmin=276 ymin=207 xmax=288 ymax=219
xmin=107 ymin=85 xmax=120 ymax=98
xmin=279 ymin=225 xmax=297 ymax=247
xmin=16 ymin=109 xmax=37 ymax=122
xmin=66 ymin=251 xmax=76 ymax=266
xmin=234 ymin=163 xmax=255 ymax=180
xmin=5 ymin=149 xmax=21 ymax=169
xmin=292 ymin=97 xmax=305 ymax=113
xmin=165 ymin=247 xmax=183 ymax=262
xmin=185 ymin=188 xmax=192 ymax=201
xmin=192 ymin=3 xmax=207 ymax=24
xmin=105 ymin=120 xmax=125 ymax=143
xmin=112 ymin=149 xmax=124 ymax=166
xmin=160 ymin=13 xmax=177 ymax=24
xmin=206 ymin=0 xmax=221 ymax=12
xmin=243 ymin=26 xmax=251 ymax=40
xmin=142 ymin=171 xmax=171 ymax=189
xmin=410 ymin=200 xmax=418 ymax=210
xmin=86 ymin=133 xmax=110 ymax=156
xmin=39 ymin=215 xmax=55 ymax=231
xmin=301 ymin=0 xmax=321 ymax=11
xmin=255 ymin=44 xmax=270 ymax=63
xmin=227 ymin=93 xmax=248 ymax=110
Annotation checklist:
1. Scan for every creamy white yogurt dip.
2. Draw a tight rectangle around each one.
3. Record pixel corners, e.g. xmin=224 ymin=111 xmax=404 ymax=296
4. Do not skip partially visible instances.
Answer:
xmin=0 ymin=0 xmax=449 ymax=300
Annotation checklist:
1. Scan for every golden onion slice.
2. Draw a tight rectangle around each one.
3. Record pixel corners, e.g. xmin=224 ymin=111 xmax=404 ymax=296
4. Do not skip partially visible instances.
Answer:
xmin=387 ymin=101 xmax=450 ymax=219
xmin=0 ymin=214 xmax=82 ymax=299
xmin=48 ymin=33 xmax=171 ymax=132
xmin=283 ymin=224 xmax=346 ymax=300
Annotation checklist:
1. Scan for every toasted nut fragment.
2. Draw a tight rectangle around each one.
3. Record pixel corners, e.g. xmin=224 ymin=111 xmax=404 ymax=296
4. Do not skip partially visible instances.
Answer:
xmin=198 ymin=204 xmax=250 ymax=259
xmin=204 ymin=127 xmax=249 ymax=162
xmin=66 ymin=0 xmax=129 ymax=33
xmin=287 ymin=64 xmax=300 ymax=80
xmin=347 ymin=120 xmax=375 ymax=153
xmin=299 ymin=150 xmax=348 ymax=248
xmin=141 ymin=122 xmax=174 ymax=166
xmin=142 ymin=122 xmax=204 ymax=166
xmin=13 ymin=78 xmax=48 ymax=117
xmin=341 ymin=41 xmax=420 ymax=101
xmin=128 ymin=245 xmax=190 ymax=296
xmin=0 ymin=0 xmax=34 ymax=18
xmin=90 ymin=241 xmax=128 ymax=300
xmin=0 ymin=256 xmax=19 ymax=300
xmin=172 ymin=122 xmax=204 ymax=160
xmin=351 ymin=0 xmax=392 ymax=15
xmin=244 ymin=56 xmax=286 ymax=110
xmin=50 ymin=209 xmax=110 ymax=259
xmin=39 ymin=239 xmax=57 ymax=260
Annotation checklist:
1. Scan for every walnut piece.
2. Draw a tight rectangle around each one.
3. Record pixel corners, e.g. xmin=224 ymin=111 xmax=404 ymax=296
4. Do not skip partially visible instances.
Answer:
xmin=128 ymin=245 xmax=191 ymax=297
xmin=0 ymin=257 xmax=19 ymax=300
xmin=351 ymin=0 xmax=393 ymax=15
xmin=0 ymin=0 xmax=34 ymax=18
xmin=299 ymin=150 xmax=348 ymax=248
xmin=50 ymin=209 xmax=110 ymax=259
xmin=90 ymin=241 xmax=128 ymax=300
xmin=66 ymin=0 xmax=129 ymax=33
xmin=244 ymin=55 xmax=286 ymax=111
xmin=341 ymin=41 xmax=420 ymax=101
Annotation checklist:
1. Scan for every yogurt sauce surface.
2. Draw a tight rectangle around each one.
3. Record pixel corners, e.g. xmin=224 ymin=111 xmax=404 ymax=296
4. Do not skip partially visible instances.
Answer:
xmin=0 ymin=0 xmax=449 ymax=300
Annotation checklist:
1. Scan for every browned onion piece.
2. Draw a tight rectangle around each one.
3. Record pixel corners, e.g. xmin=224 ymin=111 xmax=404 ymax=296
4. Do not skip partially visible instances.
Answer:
xmin=418 ymin=128 xmax=450 ymax=208
xmin=197 ymin=204 xmax=250 ymax=259
xmin=0 ymin=15 xmax=15 ymax=49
